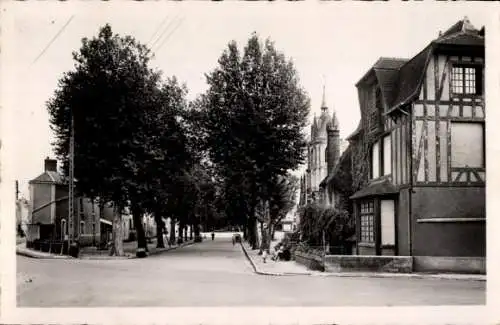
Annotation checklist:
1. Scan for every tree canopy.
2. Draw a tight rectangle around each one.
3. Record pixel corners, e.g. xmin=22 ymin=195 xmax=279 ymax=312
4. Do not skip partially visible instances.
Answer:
xmin=47 ymin=24 xmax=191 ymax=255
xmin=200 ymin=34 xmax=309 ymax=248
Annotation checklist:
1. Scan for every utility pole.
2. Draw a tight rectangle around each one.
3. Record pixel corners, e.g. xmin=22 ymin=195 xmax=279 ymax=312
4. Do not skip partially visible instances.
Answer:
xmin=68 ymin=111 xmax=75 ymax=246
xmin=15 ymin=180 xmax=19 ymax=201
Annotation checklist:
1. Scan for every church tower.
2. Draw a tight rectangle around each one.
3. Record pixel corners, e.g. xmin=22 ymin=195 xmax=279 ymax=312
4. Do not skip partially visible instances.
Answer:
xmin=306 ymin=84 xmax=335 ymax=201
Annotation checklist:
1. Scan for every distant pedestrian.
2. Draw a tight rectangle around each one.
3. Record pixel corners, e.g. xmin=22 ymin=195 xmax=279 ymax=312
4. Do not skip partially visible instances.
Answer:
xmin=211 ymin=232 xmax=215 ymax=241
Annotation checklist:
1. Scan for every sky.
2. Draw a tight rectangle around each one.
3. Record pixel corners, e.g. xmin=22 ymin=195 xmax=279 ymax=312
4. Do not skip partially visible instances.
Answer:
xmin=1 ymin=1 xmax=490 ymax=199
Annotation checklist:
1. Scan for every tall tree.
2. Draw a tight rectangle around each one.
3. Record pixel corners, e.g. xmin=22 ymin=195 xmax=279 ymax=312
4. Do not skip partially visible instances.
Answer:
xmin=267 ymin=174 xmax=299 ymax=240
xmin=47 ymin=24 xmax=162 ymax=256
xmin=202 ymin=34 xmax=309 ymax=249
xmin=141 ymin=77 xmax=190 ymax=250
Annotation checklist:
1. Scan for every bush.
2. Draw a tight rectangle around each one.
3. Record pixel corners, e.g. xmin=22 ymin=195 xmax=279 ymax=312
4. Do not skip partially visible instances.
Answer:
xmin=298 ymin=203 xmax=355 ymax=252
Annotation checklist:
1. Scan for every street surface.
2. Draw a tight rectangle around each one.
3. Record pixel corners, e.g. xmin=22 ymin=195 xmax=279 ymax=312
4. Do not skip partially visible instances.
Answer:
xmin=17 ymin=235 xmax=485 ymax=306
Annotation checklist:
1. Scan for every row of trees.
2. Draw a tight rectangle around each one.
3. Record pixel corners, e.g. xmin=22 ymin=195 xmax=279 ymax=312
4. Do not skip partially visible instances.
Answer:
xmin=47 ymin=25 xmax=308 ymax=256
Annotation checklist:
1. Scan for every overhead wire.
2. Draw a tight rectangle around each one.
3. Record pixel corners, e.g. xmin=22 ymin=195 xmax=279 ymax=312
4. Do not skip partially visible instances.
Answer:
xmin=31 ymin=15 xmax=75 ymax=67
xmin=152 ymin=17 xmax=185 ymax=56
xmin=150 ymin=15 xmax=180 ymax=50
xmin=146 ymin=15 xmax=171 ymax=45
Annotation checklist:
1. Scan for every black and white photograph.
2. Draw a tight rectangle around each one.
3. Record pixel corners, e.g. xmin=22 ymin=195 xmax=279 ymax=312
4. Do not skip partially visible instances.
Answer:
xmin=0 ymin=1 xmax=498 ymax=324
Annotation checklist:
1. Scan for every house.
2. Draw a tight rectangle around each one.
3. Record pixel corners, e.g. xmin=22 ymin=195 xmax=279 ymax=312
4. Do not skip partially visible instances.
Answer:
xmin=28 ymin=158 xmax=160 ymax=249
xmin=27 ymin=157 xmax=105 ymax=247
xmin=347 ymin=17 xmax=485 ymax=273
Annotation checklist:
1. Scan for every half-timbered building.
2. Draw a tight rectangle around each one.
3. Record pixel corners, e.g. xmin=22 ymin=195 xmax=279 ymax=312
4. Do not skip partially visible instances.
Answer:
xmin=348 ymin=17 xmax=485 ymax=273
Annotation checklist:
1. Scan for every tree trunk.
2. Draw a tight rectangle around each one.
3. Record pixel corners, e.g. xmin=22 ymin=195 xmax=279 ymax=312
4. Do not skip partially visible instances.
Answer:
xmin=178 ymin=221 xmax=184 ymax=244
xmin=194 ymin=221 xmax=202 ymax=242
xmin=243 ymin=224 xmax=248 ymax=241
xmin=110 ymin=204 xmax=124 ymax=256
xmin=258 ymin=222 xmax=264 ymax=254
xmin=170 ymin=218 xmax=176 ymax=244
xmin=156 ymin=213 xmax=165 ymax=248
xmin=247 ymin=215 xmax=257 ymax=249
xmin=184 ymin=226 xmax=188 ymax=241
xmin=132 ymin=204 xmax=148 ymax=257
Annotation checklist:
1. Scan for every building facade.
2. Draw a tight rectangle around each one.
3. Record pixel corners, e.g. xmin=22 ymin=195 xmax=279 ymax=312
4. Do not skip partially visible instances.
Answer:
xmin=28 ymin=157 xmax=158 ymax=247
xmin=28 ymin=158 xmax=104 ymax=246
xmin=348 ymin=17 xmax=485 ymax=273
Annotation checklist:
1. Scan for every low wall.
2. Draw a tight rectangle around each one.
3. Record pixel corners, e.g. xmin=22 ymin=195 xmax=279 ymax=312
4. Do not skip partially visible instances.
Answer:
xmin=294 ymin=250 xmax=325 ymax=271
xmin=413 ymin=256 xmax=486 ymax=274
xmin=324 ymin=255 xmax=413 ymax=273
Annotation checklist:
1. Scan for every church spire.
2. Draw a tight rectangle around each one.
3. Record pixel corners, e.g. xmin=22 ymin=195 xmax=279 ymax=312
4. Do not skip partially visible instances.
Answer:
xmin=321 ymin=77 xmax=327 ymax=112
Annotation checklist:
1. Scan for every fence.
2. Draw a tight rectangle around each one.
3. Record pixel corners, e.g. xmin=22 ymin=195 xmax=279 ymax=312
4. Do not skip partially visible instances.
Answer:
xmin=25 ymin=224 xmax=40 ymax=243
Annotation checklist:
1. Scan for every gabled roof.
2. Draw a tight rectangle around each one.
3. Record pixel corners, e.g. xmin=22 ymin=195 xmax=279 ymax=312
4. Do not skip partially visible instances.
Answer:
xmin=389 ymin=46 xmax=433 ymax=111
xmin=350 ymin=177 xmax=398 ymax=200
xmin=29 ymin=171 xmax=65 ymax=185
xmin=373 ymin=57 xmax=408 ymax=70
xmin=386 ymin=16 xmax=484 ymax=114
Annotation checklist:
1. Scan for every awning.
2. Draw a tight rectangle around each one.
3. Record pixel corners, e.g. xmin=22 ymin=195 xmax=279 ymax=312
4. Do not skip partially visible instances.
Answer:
xmin=100 ymin=219 xmax=112 ymax=226
xmin=350 ymin=178 xmax=399 ymax=200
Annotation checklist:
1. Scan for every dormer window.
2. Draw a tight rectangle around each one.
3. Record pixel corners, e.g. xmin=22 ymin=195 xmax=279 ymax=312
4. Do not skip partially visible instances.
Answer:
xmin=451 ymin=64 xmax=483 ymax=96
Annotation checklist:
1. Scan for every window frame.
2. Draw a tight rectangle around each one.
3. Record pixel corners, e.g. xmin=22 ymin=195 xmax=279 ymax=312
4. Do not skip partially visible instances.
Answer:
xmin=450 ymin=121 xmax=485 ymax=169
xmin=359 ymin=200 xmax=375 ymax=244
xmin=451 ymin=63 xmax=483 ymax=97
xmin=382 ymin=135 xmax=391 ymax=176
xmin=371 ymin=141 xmax=380 ymax=179
xmin=61 ymin=218 xmax=67 ymax=236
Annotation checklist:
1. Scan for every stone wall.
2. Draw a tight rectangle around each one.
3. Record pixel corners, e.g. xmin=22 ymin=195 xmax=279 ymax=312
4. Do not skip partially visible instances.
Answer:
xmin=294 ymin=250 xmax=325 ymax=271
xmin=324 ymin=255 xmax=413 ymax=273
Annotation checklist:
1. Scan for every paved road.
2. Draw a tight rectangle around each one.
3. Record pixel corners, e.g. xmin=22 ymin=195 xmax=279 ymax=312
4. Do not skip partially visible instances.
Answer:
xmin=17 ymin=237 xmax=485 ymax=306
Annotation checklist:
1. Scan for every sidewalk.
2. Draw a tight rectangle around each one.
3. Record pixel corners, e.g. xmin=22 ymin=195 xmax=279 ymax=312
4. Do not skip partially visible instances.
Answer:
xmin=16 ymin=243 xmax=73 ymax=259
xmin=80 ymin=238 xmax=195 ymax=259
xmin=17 ymin=237 xmax=195 ymax=260
xmin=240 ymin=242 xmax=486 ymax=281
xmin=240 ymin=241 xmax=312 ymax=276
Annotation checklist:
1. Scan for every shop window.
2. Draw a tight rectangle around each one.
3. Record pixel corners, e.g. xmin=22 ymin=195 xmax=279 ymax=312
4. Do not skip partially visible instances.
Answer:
xmin=360 ymin=201 xmax=375 ymax=243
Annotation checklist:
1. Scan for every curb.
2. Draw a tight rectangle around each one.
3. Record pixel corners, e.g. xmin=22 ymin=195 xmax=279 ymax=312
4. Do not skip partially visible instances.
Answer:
xmin=80 ymin=240 xmax=196 ymax=260
xmin=17 ymin=241 xmax=196 ymax=261
xmin=239 ymin=243 xmax=485 ymax=281
xmin=312 ymin=271 xmax=486 ymax=281
xmin=16 ymin=248 xmax=74 ymax=260
xmin=239 ymin=242 xmax=311 ymax=276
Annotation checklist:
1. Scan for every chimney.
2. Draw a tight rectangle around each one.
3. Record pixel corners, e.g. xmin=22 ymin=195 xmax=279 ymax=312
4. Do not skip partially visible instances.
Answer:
xmin=326 ymin=127 xmax=340 ymax=176
xmin=44 ymin=157 xmax=57 ymax=172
